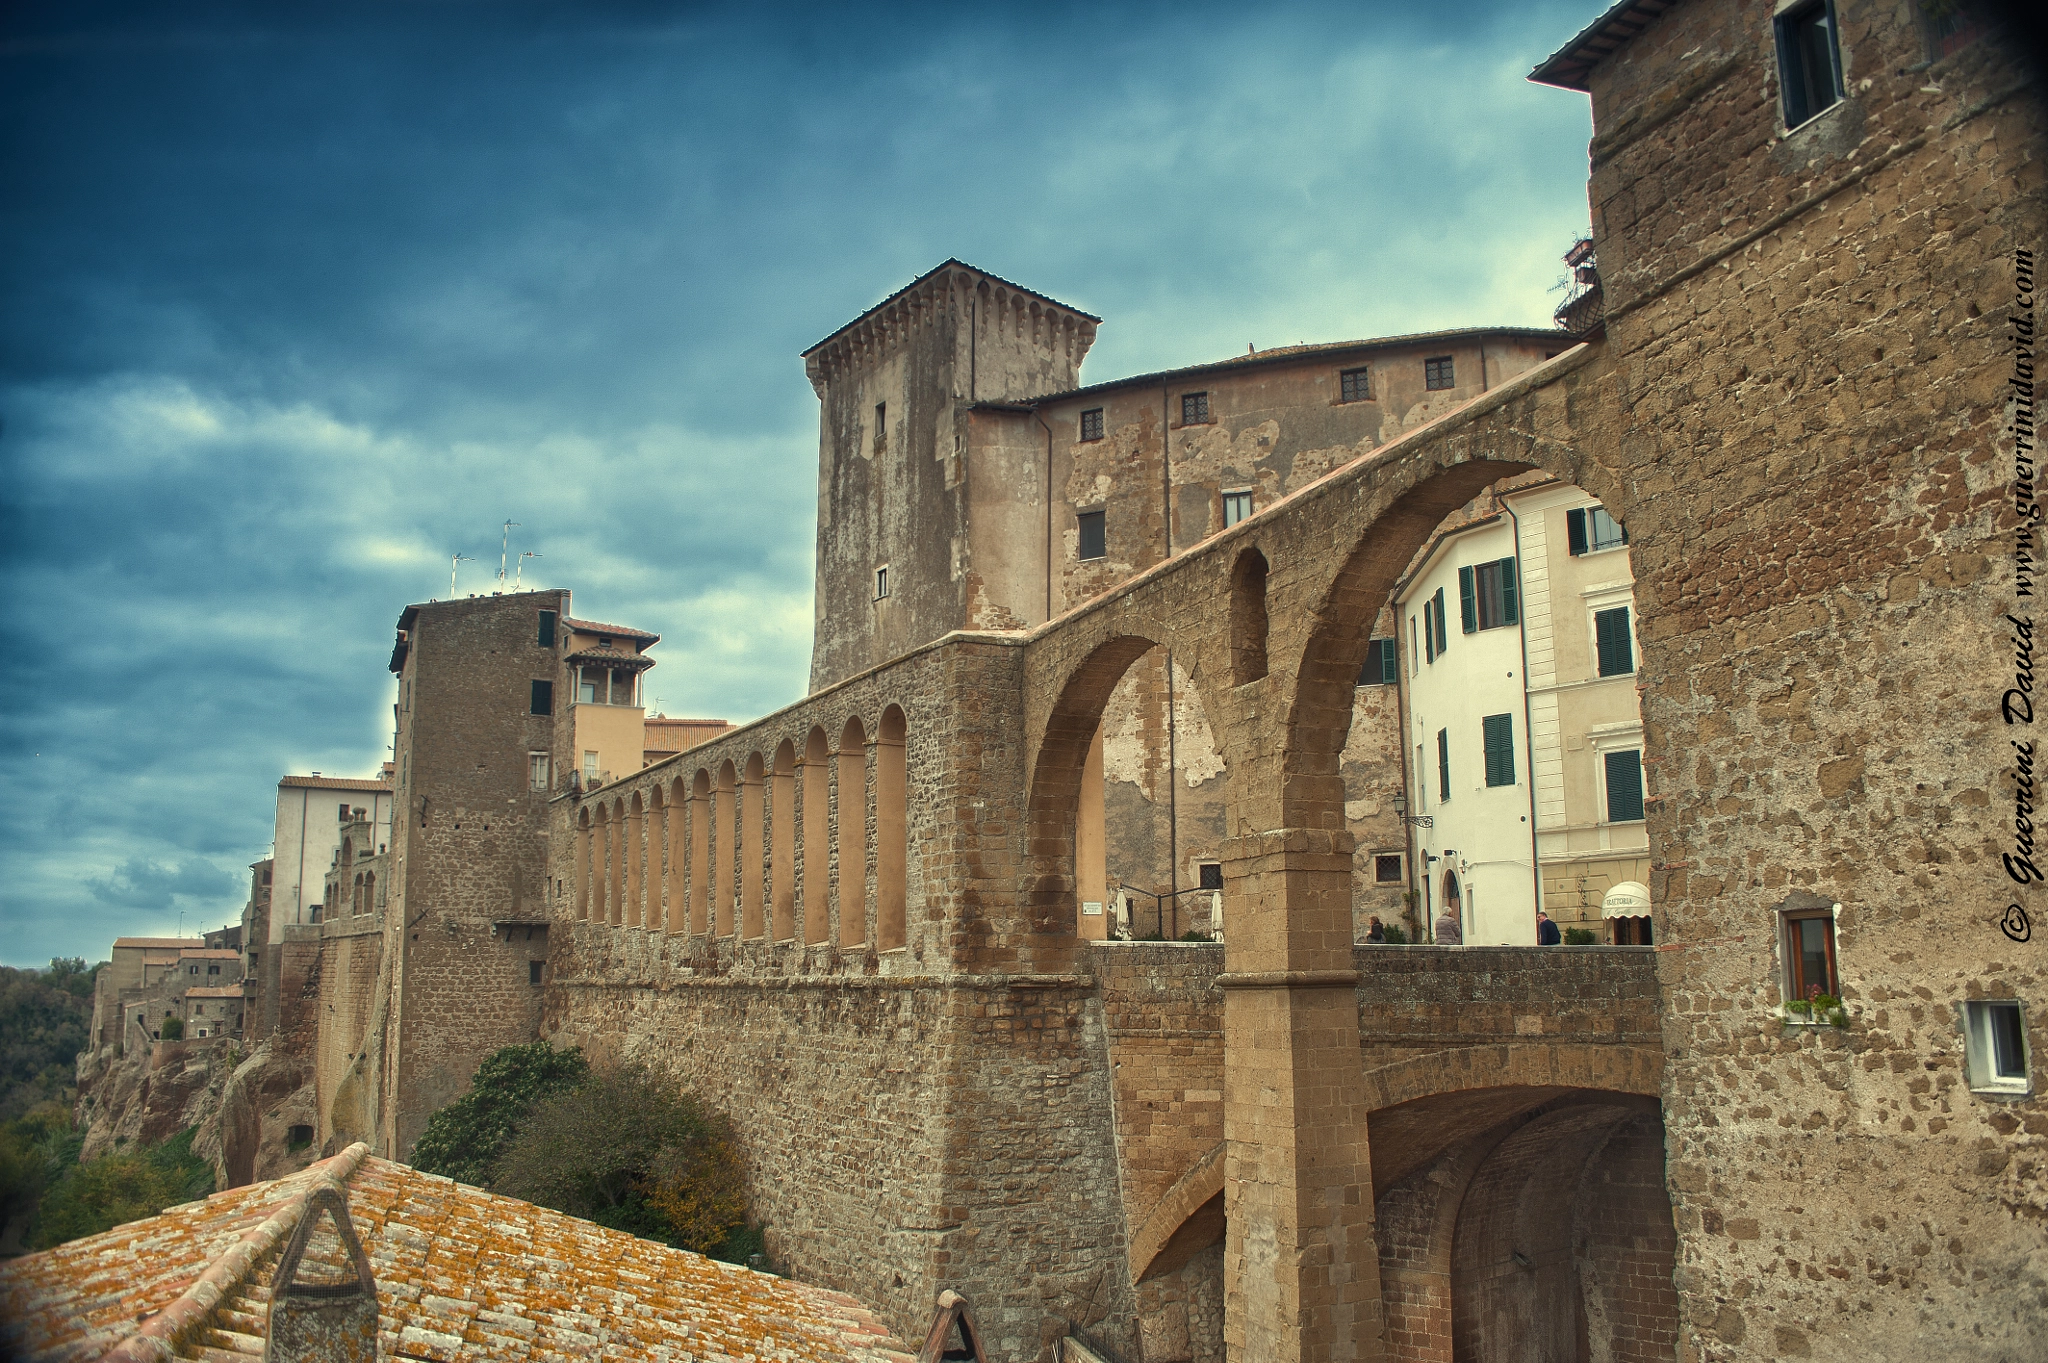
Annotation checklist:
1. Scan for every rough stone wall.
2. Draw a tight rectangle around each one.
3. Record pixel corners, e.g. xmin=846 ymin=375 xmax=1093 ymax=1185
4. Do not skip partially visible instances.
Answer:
xmin=382 ymin=591 xmax=562 ymax=1157
xmin=311 ymin=914 xmax=382 ymax=1153
xmin=1576 ymin=4 xmax=2048 ymax=1357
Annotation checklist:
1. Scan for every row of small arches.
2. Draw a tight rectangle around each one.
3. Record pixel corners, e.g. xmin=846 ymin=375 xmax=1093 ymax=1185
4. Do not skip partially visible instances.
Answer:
xmin=573 ymin=706 xmax=909 ymax=950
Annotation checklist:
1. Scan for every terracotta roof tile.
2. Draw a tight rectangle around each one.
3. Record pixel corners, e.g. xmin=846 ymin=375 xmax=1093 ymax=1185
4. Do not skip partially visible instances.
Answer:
xmin=1 ymin=1145 xmax=916 ymax=1363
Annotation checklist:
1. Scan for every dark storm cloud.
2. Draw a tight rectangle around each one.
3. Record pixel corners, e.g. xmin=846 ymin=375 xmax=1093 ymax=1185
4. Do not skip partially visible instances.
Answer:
xmin=0 ymin=0 xmax=1606 ymax=963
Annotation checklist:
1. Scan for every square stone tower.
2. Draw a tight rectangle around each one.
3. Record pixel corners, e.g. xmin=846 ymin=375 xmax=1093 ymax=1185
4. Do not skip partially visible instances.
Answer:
xmin=804 ymin=260 xmax=1098 ymax=690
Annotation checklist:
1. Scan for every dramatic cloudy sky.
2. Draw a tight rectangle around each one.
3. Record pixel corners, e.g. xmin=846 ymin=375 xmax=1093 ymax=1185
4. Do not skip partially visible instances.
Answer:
xmin=0 ymin=0 xmax=1608 ymax=965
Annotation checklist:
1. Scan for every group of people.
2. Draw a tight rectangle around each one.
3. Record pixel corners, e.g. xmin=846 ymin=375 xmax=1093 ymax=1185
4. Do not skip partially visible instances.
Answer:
xmin=1363 ymin=909 xmax=1563 ymax=946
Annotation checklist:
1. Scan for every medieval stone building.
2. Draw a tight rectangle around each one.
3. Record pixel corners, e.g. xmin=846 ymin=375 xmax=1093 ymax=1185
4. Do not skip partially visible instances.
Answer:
xmin=131 ymin=1 xmax=2045 ymax=1359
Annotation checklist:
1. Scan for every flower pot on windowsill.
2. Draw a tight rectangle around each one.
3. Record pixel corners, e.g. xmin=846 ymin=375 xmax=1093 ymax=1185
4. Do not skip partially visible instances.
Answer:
xmin=1780 ymin=995 xmax=1848 ymax=1029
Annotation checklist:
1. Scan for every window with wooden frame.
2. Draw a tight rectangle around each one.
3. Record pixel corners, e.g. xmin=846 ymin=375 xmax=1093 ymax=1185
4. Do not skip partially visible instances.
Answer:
xmin=1222 ymin=490 xmax=1254 ymax=527
xmin=1566 ymin=505 xmax=1628 ymax=555
xmin=1460 ymin=558 xmax=1519 ymax=632
xmin=1181 ymin=391 xmax=1211 ymax=424
xmin=1424 ymin=355 xmax=1455 ymax=391
xmin=530 ymin=680 xmax=553 ymax=716
xmin=1079 ymin=407 xmax=1105 ymax=442
xmin=1775 ymin=0 xmax=1845 ymax=130
xmin=1481 ymin=713 xmax=1516 ymax=787
xmin=537 ymin=609 xmax=556 ymax=648
xmin=1357 ymin=637 xmax=1398 ymax=686
xmin=1604 ymin=749 xmax=1644 ymax=822
xmin=1077 ymin=510 xmax=1107 ymax=561
xmin=1782 ymin=910 xmax=1839 ymax=1005
xmin=1339 ymin=367 xmax=1372 ymax=403
xmin=1962 ymin=1000 xmax=2031 ymax=1095
xmin=874 ymin=565 xmax=890 ymax=599
xmin=1595 ymin=606 xmax=1635 ymax=677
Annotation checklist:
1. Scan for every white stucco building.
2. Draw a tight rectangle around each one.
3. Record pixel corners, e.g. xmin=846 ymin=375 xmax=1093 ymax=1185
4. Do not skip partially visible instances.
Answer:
xmin=1392 ymin=478 xmax=1649 ymax=944
xmin=270 ymin=773 xmax=395 ymax=940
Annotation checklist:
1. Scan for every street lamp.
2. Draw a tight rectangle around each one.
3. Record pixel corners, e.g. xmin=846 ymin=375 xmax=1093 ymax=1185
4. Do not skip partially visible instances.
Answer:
xmin=1392 ymin=792 xmax=1433 ymax=828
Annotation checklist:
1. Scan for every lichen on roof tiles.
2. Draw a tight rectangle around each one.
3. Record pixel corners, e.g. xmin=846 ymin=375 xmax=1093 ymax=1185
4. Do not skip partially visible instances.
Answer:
xmin=1 ymin=1145 xmax=915 ymax=1363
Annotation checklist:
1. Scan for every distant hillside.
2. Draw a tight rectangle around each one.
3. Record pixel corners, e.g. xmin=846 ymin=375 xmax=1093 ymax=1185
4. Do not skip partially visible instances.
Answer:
xmin=0 ymin=960 xmax=101 ymax=1121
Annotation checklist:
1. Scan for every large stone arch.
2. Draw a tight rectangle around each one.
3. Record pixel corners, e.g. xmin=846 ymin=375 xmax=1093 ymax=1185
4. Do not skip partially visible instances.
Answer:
xmin=1129 ymin=1141 xmax=1227 ymax=1285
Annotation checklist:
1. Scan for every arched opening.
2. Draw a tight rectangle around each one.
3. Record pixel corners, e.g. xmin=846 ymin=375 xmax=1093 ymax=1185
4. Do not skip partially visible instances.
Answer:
xmin=876 ymin=706 xmax=907 ymax=950
xmin=362 ymin=870 xmax=374 ymax=914
xmin=690 ymin=769 xmax=712 ymax=936
xmin=593 ymin=803 xmax=613 ymax=925
xmin=772 ymin=739 xmax=797 ymax=943
xmin=741 ymin=753 xmax=766 ymax=939
xmin=802 ymin=727 xmax=831 ymax=945
xmin=647 ymin=784 xmax=666 ymax=930
xmin=1230 ymin=547 xmax=1269 ymax=685
xmin=716 ymin=761 xmax=739 ymax=937
xmin=625 ymin=792 xmax=645 ymax=929
xmin=665 ymin=775 xmax=688 ymax=933
xmin=837 ymin=717 xmax=868 ymax=947
xmin=575 ymin=808 xmax=591 ymax=920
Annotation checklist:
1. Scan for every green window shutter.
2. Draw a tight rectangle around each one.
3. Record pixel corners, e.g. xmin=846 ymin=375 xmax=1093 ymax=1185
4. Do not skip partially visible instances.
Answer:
xmin=1605 ymin=750 xmax=1644 ymax=822
xmin=1382 ymin=636 xmax=1399 ymax=684
xmin=537 ymin=610 xmax=556 ymax=648
xmin=1437 ymin=728 xmax=1451 ymax=803
xmin=1566 ymin=508 xmax=1588 ymax=556
xmin=1498 ymin=558 xmax=1518 ymax=625
xmin=1423 ymin=602 xmax=1436 ymax=663
xmin=1482 ymin=713 xmax=1515 ymax=787
xmin=1434 ymin=588 xmax=1449 ymax=655
xmin=1596 ymin=607 xmax=1634 ymax=676
xmin=1458 ymin=566 xmax=1477 ymax=634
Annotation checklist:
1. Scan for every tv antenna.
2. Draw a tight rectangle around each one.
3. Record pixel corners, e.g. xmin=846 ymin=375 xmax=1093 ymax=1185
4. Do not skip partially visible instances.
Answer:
xmin=450 ymin=553 xmax=475 ymax=597
xmin=497 ymin=520 xmax=520 ymax=590
xmin=517 ymin=550 xmax=541 ymax=589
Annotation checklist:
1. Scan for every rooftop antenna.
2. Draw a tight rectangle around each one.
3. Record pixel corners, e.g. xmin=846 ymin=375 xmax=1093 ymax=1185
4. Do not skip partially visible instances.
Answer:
xmin=517 ymin=550 xmax=541 ymax=589
xmin=450 ymin=552 xmax=474 ymax=597
xmin=497 ymin=520 xmax=520 ymax=590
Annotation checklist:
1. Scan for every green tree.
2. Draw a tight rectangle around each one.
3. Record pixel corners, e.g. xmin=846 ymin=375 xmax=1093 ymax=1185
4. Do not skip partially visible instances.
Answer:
xmin=491 ymin=1060 xmax=748 ymax=1256
xmin=27 ymin=1125 xmax=213 ymax=1250
xmin=409 ymin=1041 xmax=589 ymax=1188
xmin=0 ymin=959 xmax=104 ymax=1122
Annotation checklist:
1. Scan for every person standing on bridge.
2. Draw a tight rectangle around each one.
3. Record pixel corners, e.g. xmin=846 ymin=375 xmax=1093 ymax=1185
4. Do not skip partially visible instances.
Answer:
xmin=1536 ymin=910 xmax=1561 ymax=946
xmin=1434 ymin=907 xmax=1462 ymax=945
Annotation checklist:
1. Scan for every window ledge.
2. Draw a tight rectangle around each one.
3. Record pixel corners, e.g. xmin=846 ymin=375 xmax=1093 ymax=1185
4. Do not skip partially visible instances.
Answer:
xmin=1966 ymin=1083 xmax=2036 ymax=1102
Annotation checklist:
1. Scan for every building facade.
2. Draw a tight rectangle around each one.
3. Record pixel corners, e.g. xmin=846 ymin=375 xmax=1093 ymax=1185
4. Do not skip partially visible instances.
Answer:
xmin=269 ymin=774 xmax=394 ymax=938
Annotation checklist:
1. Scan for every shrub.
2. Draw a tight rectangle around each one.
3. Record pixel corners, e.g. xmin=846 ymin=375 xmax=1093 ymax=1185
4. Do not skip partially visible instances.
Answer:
xmin=0 ymin=960 xmax=101 ymax=1122
xmin=1383 ymin=925 xmax=1410 ymax=945
xmin=410 ymin=1041 xmax=589 ymax=1188
xmin=1563 ymin=927 xmax=1598 ymax=946
xmin=158 ymin=1017 xmax=184 ymax=1041
xmin=29 ymin=1125 xmax=213 ymax=1250
xmin=492 ymin=1060 xmax=747 ymax=1257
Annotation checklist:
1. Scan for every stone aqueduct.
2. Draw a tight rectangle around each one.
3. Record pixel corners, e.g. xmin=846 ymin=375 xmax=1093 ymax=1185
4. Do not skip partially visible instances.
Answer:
xmin=548 ymin=345 xmax=1684 ymax=1359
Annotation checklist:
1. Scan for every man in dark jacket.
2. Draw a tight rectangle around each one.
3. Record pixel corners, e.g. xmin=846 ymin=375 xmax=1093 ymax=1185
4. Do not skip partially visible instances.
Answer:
xmin=1536 ymin=910 xmax=1562 ymax=946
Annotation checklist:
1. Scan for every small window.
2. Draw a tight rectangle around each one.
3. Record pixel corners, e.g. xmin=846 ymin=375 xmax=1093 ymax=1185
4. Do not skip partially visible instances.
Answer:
xmin=873 ymin=401 xmax=887 ymax=453
xmin=1424 ymin=356 xmax=1455 ymax=391
xmin=1078 ymin=510 xmax=1107 ymax=561
xmin=1482 ymin=714 xmax=1515 ymax=787
xmin=1963 ymin=1000 xmax=2031 ymax=1094
xmin=1198 ymin=862 xmax=1224 ymax=891
xmin=1222 ymin=491 xmax=1254 ymax=527
xmin=1566 ymin=506 xmax=1628 ymax=555
xmin=208 ymin=964 xmax=220 ymax=975
xmin=530 ymin=679 xmax=554 ymax=715
xmin=1604 ymin=749 xmax=1644 ymax=822
xmin=1373 ymin=854 xmax=1404 ymax=884
xmin=582 ymin=750 xmax=599 ymax=782
xmin=578 ymin=672 xmax=598 ymax=704
xmin=1783 ymin=910 xmax=1838 ymax=1003
xmin=1429 ymin=587 xmax=1448 ymax=659
xmin=1436 ymin=728 xmax=1450 ymax=803
xmin=1181 ymin=391 xmax=1211 ymax=425
xmin=537 ymin=609 xmax=556 ymax=648
xmin=875 ymin=565 xmax=890 ymax=599
xmin=1079 ymin=407 xmax=1105 ymax=442
xmin=1919 ymin=0 xmax=1985 ymax=62
xmin=338 ymin=802 xmax=350 ymax=821
xmin=1459 ymin=558 xmax=1519 ymax=633
xmin=1595 ymin=606 xmax=1634 ymax=677
xmin=529 ymin=960 xmax=545 ymax=985
xmin=1339 ymin=367 xmax=1371 ymax=402
xmin=1423 ymin=598 xmax=1436 ymax=663
xmin=1408 ymin=616 xmax=1419 ymax=676
xmin=1358 ymin=638 xmax=1398 ymax=686
xmin=530 ymin=753 xmax=551 ymax=791
xmin=189 ymin=965 xmax=199 ymax=976
xmin=1776 ymin=0 xmax=1844 ymax=130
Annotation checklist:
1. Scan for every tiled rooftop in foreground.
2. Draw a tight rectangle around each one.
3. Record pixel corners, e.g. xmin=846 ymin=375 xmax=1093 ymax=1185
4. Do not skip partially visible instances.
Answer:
xmin=0 ymin=1143 xmax=915 ymax=1362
